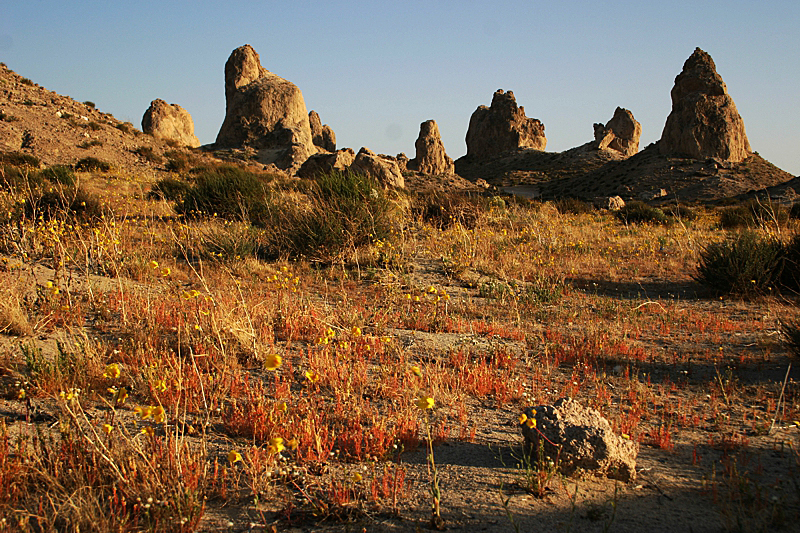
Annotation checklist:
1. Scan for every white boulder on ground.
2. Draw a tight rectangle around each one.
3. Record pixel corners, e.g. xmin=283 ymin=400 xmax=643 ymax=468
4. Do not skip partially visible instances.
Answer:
xmin=521 ymin=397 xmax=638 ymax=482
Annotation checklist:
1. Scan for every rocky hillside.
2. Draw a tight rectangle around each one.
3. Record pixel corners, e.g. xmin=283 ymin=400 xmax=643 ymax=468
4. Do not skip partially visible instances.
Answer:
xmin=0 ymin=63 xmax=196 ymax=177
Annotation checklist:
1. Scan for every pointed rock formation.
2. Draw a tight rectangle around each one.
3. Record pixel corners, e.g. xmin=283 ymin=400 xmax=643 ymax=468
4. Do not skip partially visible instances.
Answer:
xmin=465 ymin=89 xmax=546 ymax=159
xmin=215 ymin=44 xmax=315 ymax=170
xmin=350 ymin=147 xmax=404 ymax=189
xmin=593 ymin=107 xmax=641 ymax=157
xmin=407 ymin=120 xmax=454 ymax=175
xmin=141 ymin=99 xmax=200 ymax=148
xmin=308 ymin=110 xmax=336 ymax=152
xmin=660 ymin=48 xmax=751 ymax=162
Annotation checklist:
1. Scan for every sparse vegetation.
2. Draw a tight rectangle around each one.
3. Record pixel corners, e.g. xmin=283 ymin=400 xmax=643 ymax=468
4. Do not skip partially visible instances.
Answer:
xmin=614 ymin=201 xmax=669 ymax=225
xmin=78 ymin=139 xmax=103 ymax=149
xmin=719 ymin=198 xmax=790 ymax=229
xmin=74 ymin=156 xmax=111 ymax=172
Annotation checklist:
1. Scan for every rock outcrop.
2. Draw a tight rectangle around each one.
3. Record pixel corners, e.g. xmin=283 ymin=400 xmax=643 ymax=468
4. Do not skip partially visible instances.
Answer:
xmin=215 ymin=44 xmax=315 ymax=170
xmin=350 ymin=147 xmax=404 ymax=189
xmin=407 ymin=120 xmax=454 ymax=175
xmin=308 ymin=110 xmax=336 ymax=152
xmin=593 ymin=107 xmax=641 ymax=157
xmin=521 ymin=398 xmax=638 ymax=482
xmin=659 ymin=47 xmax=751 ymax=163
xmin=465 ymin=89 xmax=546 ymax=159
xmin=592 ymin=195 xmax=625 ymax=211
xmin=141 ymin=99 xmax=200 ymax=148
xmin=296 ymin=148 xmax=355 ymax=178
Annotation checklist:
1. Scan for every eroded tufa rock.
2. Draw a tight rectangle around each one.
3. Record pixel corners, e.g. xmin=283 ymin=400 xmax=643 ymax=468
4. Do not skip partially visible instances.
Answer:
xmin=296 ymin=148 xmax=355 ymax=178
xmin=465 ymin=89 xmax=546 ymax=159
xmin=309 ymin=110 xmax=336 ymax=152
xmin=350 ymin=147 xmax=404 ymax=189
xmin=407 ymin=120 xmax=454 ymax=175
xmin=141 ymin=99 xmax=200 ymax=148
xmin=593 ymin=108 xmax=641 ymax=157
xmin=659 ymin=48 xmax=751 ymax=163
xmin=215 ymin=44 xmax=315 ymax=171
xmin=592 ymin=195 xmax=626 ymax=211
xmin=521 ymin=398 xmax=638 ymax=482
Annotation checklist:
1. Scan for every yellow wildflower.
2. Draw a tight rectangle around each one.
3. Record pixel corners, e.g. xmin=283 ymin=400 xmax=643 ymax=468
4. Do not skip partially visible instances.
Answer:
xmin=149 ymin=260 xmax=159 ymax=269
xmin=305 ymin=370 xmax=320 ymax=383
xmin=416 ymin=395 xmax=434 ymax=410
xmin=161 ymin=267 xmax=171 ymax=277
xmin=351 ymin=326 xmax=362 ymax=337
xmin=287 ymin=438 xmax=299 ymax=450
xmin=228 ymin=450 xmax=243 ymax=464
xmin=526 ymin=417 xmax=537 ymax=429
xmin=151 ymin=405 xmax=166 ymax=424
xmin=352 ymin=472 xmax=363 ymax=482
xmin=154 ymin=379 xmax=167 ymax=393
xmin=276 ymin=401 xmax=288 ymax=413
xmin=264 ymin=354 xmax=282 ymax=371
xmin=518 ymin=413 xmax=528 ymax=425
xmin=268 ymin=437 xmax=285 ymax=455
xmin=411 ymin=366 xmax=423 ymax=377
xmin=102 ymin=423 xmax=113 ymax=435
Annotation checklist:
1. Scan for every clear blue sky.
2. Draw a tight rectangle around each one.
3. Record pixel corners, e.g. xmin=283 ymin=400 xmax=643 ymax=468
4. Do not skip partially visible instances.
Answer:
xmin=3 ymin=1 xmax=798 ymax=174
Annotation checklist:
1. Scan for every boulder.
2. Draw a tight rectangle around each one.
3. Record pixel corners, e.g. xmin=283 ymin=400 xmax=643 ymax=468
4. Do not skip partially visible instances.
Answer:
xmin=660 ymin=47 xmax=751 ymax=163
xmin=407 ymin=119 xmax=455 ymax=175
xmin=592 ymin=195 xmax=626 ymax=211
xmin=593 ymin=108 xmax=641 ymax=157
xmin=350 ymin=147 xmax=404 ymax=189
xmin=296 ymin=148 xmax=355 ymax=178
xmin=215 ymin=44 xmax=315 ymax=171
xmin=465 ymin=89 xmax=546 ymax=159
xmin=309 ymin=110 xmax=336 ymax=152
xmin=141 ymin=99 xmax=200 ymax=148
xmin=521 ymin=398 xmax=638 ymax=482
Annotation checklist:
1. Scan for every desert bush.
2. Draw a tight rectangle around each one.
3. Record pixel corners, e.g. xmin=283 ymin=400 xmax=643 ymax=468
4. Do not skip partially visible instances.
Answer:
xmin=25 ymin=186 xmax=104 ymax=222
xmin=695 ymin=231 xmax=784 ymax=296
xmin=19 ymin=77 xmax=33 ymax=86
xmin=83 ymin=100 xmax=95 ymax=108
xmin=779 ymin=235 xmax=800 ymax=293
xmin=257 ymin=170 xmax=397 ymax=262
xmin=0 ymin=151 xmax=40 ymax=168
xmin=615 ymin=201 xmax=668 ymax=225
xmin=115 ymin=122 xmax=133 ymax=134
xmin=178 ymin=165 xmax=267 ymax=219
xmin=553 ymin=196 xmax=594 ymax=215
xmin=75 ymin=156 xmax=111 ymax=172
xmin=664 ymin=204 xmax=698 ymax=222
xmin=413 ymin=190 xmax=487 ymax=229
xmin=719 ymin=199 xmax=789 ymax=229
xmin=86 ymin=121 xmax=102 ymax=131
xmin=40 ymin=165 xmax=76 ymax=186
xmin=781 ymin=320 xmax=800 ymax=357
xmin=164 ymin=150 xmax=191 ymax=172
xmin=133 ymin=145 xmax=161 ymax=163
xmin=148 ymin=177 xmax=192 ymax=203
xmin=78 ymin=140 xmax=103 ymax=149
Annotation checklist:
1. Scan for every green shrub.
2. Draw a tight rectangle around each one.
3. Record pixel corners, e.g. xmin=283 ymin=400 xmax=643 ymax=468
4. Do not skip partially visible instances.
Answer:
xmin=149 ymin=177 xmax=191 ymax=202
xmin=115 ymin=122 xmax=133 ymax=134
xmin=413 ymin=190 xmax=486 ymax=230
xmin=0 ymin=151 xmax=40 ymax=168
xmin=75 ymin=157 xmax=110 ymax=172
xmin=83 ymin=101 xmax=96 ymax=108
xmin=40 ymin=165 xmax=76 ymax=186
xmin=664 ymin=204 xmax=698 ymax=222
xmin=789 ymin=203 xmax=800 ymax=220
xmin=78 ymin=140 xmax=103 ymax=149
xmin=24 ymin=186 xmax=104 ymax=222
xmin=178 ymin=165 xmax=268 ymax=219
xmin=695 ymin=231 xmax=784 ymax=296
xmin=19 ymin=78 xmax=34 ymax=86
xmin=719 ymin=199 xmax=789 ymax=229
xmin=133 ymin=146 xmax=161 ymax=163
xmin=256 ymin=170 xmax=397 ymax=262
xmin=164 ymin=150 xmax=191 ymax=172
xmin=87 ymin=121 xmax=102 ymax=131
xmin=553 ymin=196 xmax=594 ymax=215
xmin=615 ymin=201 xmax=668 ymax=225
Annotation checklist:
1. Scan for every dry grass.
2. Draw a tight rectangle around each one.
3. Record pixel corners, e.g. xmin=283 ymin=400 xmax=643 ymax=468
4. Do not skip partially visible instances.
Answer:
xmin=0 ymin=165 xmax=798 ymax=531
